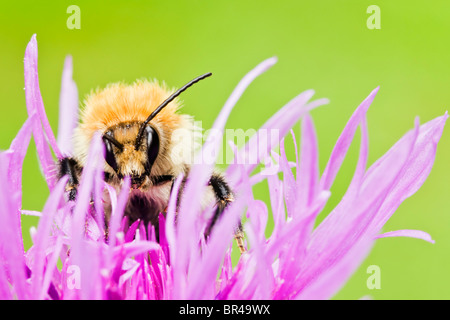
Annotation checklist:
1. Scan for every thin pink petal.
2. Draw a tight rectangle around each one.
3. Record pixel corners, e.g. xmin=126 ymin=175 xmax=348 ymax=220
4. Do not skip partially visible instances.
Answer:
xmin=294 ymin=111 xmax=448 ymax=299
xmin=41 ymin=234 xmax=64 ymax=299
xmin=30 ymin=176 xmax=68 ymax=299
xmin=57 ymin=55 xmax=79 ymax=156
xmin=296 ymin=117 xmax=419 ymax=299
xmin=175 ymin=57 xmax=277 ymax=298
xmin=108 ymin=176 xmax=131 ymax=248
xmin=0 ymin=153 xmax=28 ymax=299
xmin=24 ymin=35 xmax=60 ymax=189
xmin=319 ymin=87 xmax=378 ymax=191
xmin=24 ymin=35 xmax=61 ymax=158
xmin=0 ymin=260 xmax=13 ymax=299
xmin=369 ymin=113 xmax=448 ymax=231
xmin=165 ymin=174 xmax=184 ymax=268
xmin=185 ymin=193 xmax=249 ymax=299
xmin=297 ymin=114 xmax=319 ymax=212
xmin=376 ymin=229 xmax=435 ymax=244
xmin=279 ymin=138 xmax=296 ymax=218
xmin=69 ymin=133 xmax=105 ymax=299
xmin=21 ymin=210 xmax=42 ymax=217
xmin=295 ymin=236 xmax=374 ymax=300
xmin=6 ymin=117 xmax=33 ymax=237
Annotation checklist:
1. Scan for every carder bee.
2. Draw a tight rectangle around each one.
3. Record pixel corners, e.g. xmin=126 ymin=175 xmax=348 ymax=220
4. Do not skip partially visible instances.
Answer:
xmin=57 ymin=73 xmax=245 ymax=252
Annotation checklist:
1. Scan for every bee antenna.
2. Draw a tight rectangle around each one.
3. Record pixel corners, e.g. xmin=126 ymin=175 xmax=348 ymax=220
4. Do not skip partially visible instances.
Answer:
xmin=135 ymin=72 xmax=212 ymax=150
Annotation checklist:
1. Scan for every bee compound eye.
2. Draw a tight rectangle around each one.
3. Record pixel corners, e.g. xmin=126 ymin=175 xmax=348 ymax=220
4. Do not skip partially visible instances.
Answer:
xmin=145 ymin=126 xmax=160 ymax=171
xmin=102 ymin=135 xmax=119 ymax=172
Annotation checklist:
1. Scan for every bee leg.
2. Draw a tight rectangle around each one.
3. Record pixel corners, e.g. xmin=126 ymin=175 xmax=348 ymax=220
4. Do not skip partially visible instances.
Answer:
xmin=206 ymin=174 xmax=246 ymax=254
xmin=58 ymin=157 xmax=82 ymax=201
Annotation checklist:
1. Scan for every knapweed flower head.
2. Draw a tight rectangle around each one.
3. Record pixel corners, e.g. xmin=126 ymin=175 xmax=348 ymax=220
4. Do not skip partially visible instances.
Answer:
xmin=0 ymin=35 xmax=447 ymax=300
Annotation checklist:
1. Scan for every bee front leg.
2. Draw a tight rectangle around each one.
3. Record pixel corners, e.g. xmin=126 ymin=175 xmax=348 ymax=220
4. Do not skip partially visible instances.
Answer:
xmin=206 ymin=173 xmax=246 ymax=253
xmin=58 ymin=157 xmax=82 ymax=201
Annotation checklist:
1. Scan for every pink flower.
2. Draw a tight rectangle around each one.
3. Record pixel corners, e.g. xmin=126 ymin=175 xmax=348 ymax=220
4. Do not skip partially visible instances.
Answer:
xmin=0 ymin=34 xmax=446 ymax=300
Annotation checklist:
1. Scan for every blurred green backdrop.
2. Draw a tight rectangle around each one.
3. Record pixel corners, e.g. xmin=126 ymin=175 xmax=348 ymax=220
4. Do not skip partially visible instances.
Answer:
xmin=1 ymin=0 xmax=449 ymax=299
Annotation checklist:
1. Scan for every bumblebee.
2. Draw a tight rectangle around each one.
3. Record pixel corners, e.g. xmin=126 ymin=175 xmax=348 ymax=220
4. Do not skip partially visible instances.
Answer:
xmin=58 ymin=73 xmax=244 ymax=252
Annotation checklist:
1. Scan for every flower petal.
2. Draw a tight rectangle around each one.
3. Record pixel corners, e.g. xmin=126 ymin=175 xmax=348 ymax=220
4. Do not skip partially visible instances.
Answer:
xmin=279 ymin=138 xmax=296 ymax=218
xmin=319 ymin=87 xmax=378 ymax=191
xmin=376 ymin=229 xmax=435 ymax=244
xmin=174 ymin=57 xmax=278 ymax=298
xmin=6 ymin=117 xmax=33 ymax=230
xmin=0 ymin=153 xmax=28 ymax=299
xmin=297 ymin=114 xmax=320 ymax=212
xmin=24 ymin=35 xmax=60 ymax=189
xmin=108 ymin=176 xmax=131 ymax=248
xmin=295 ymin=111 xmax=447 ymax=299
xmin=368 ymin=113 xmax=448 ymax=231
xmin=296 ymin=114 xmax=419 ymax=299
xmin=69 ymin=132 xmax=106 ymax=299
xmin=30 ymin=176 xmax=68 ymax=299
xmin=57 ymin=55 xmax=79 ymax=156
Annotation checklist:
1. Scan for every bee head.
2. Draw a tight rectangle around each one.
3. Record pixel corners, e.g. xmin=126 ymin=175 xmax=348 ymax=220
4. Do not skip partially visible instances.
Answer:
xmin=97 ymin=72 xmax=212 ymax=190
xmin=102 ymin=123 xmax=159 ymax=189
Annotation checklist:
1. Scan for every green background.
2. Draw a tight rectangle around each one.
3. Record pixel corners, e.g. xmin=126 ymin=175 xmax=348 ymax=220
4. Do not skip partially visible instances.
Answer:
xmin=1 ymin=0 xmax=449 ymax=299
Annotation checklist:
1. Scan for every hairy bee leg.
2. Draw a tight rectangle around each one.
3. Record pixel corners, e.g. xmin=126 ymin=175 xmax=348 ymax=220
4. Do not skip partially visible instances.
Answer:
xmin=58 ymin=157 xmax=82 ymax=201
xmin=234 ymin=222 xmax=246 ymax=254
xmin=207 ymin=174 xmax=246 ymax=254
